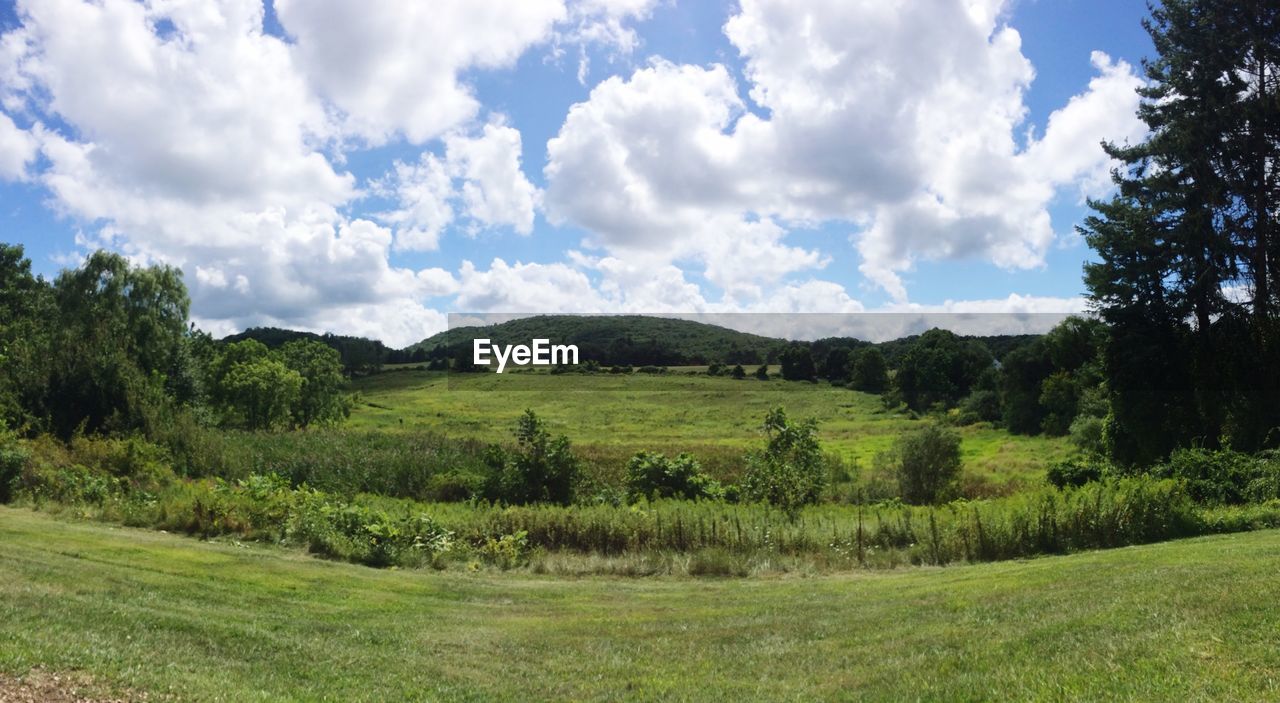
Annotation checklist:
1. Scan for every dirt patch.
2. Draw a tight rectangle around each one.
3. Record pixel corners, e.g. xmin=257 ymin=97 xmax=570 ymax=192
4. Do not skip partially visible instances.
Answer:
xmin=0 ymin=668 xmax=147 ymax=702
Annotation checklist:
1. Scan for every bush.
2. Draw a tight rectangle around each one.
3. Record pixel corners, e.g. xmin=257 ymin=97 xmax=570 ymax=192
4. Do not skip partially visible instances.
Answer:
xmin=1151 ymin=447 xmax=1276 ymax=504
xmin=624 ymin=451 xmax=722 ymax=502
xmin=891 ymin=424 xmax=961 ymax=504
xmin=1046 ymin=459 xmax=1105 ymax=488
xmin=958 ymin=389 xmax=1002 ymax=425
xmin=754 ymin=364 xmax=770 ymax=380
xmin=1068 ymin=415 xmax=1106 ymax=456
xmin=740 ymin=408 xmax=825 ymax=516
xmin=483 ymin=410 xmax=580 ymax=505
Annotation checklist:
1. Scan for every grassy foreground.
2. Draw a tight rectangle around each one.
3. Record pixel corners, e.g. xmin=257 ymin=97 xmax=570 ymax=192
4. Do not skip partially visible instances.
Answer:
xmin=3 ymin=508 xmax=1279 ymax=701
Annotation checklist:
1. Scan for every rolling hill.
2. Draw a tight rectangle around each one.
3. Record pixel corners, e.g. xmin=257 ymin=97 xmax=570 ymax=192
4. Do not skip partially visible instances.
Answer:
xmin=408 ymin=314 xmax=1043 ymax=367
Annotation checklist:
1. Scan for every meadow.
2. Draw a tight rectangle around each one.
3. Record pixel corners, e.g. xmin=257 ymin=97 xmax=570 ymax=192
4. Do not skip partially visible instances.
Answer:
xmin=4 ymin=506 xmax=1279 ymax=701
xmin=349 ymin=368 xmax=1075 ymax=489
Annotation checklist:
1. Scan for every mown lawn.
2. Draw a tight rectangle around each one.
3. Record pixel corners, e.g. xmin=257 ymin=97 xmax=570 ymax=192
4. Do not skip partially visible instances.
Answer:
xmin=349 ymin=369 xmax=1074 ymax=486
xmin=2 ymin=507 xmax=1278 ymax=701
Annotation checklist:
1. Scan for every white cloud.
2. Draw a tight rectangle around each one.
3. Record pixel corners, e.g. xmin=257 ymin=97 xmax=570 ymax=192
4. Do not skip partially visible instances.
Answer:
xmin=0 ymin=112 xmax=36 ymax=180
xmin=0 ymin=0 xmax=508 ymax=347
xmin=557 ymin=0 xmax=661 ymax=83
xmin=381 ymin=120 xmax=539 ymax=251
xmin=544 ymin=0 xmax=1147 ymax=304
xmin=275 ymin=0 xmax=564 ymax=145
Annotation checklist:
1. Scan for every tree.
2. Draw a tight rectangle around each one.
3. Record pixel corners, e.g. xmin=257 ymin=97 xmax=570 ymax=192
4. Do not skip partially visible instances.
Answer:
xmin=892 ymin=424 xmax=962 ymax=505
xmin=730 ymin=364 xmax=746 ymax=379
xmin=821 ymin=347 xmax=852 ymax=383
xmin=849 ymin=347 xmax=889 ymax=394
xmin=779 ymin=344 xmax=816 ymax=381
xmin=281 ymin=339 xmax=350 ymax=427
xmin=47 ymin=251 xmax=191 ymax=437
xmin=222 ymin=356 xmax=302 ymax=430
xmin=999 ymin=340 xmax=1054 ymax=434
xmin=484 ymin=410 xmax=580 ymax=505
xmin=1081 ymin=0 xmax=1280 ymax=461
xmin=0 ymin=244 xmax=53 ymax=431
xmin=893 ymin=329 xmax=992 ymax=411
xmin=754 ymin=364 xmax=770 ymax=381
xmin=741 ymin=408 xmax=826 ymax=516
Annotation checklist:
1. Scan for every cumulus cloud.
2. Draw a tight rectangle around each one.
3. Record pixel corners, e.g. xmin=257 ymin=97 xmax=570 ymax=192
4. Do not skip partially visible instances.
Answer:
xmin=0 ymin=112 xmax=36 ymax=180
xmin=275 ymin=0 xmax=564 ymax=145
xmin=0 ymin=0 xmax=1144 ymax=346
xmin=544 ymin=0 xmax=1147 ymax=303
xmin=0 ymin=0 xmax=485 ymax=346
xmin=545 ymin=60 xmax=827 ymax=299
xmin=381 ymin=120 xmax=539 ymax=251
xmin=0 ymin=0 xmax=573 ymax=346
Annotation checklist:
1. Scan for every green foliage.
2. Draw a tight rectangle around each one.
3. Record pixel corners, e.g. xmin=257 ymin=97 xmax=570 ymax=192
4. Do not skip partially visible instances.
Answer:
xmin=1046 ymin=459 xmax=1106 ymax=489
xmin=223 ymin=356 xmax=302 ymax=430
xmin=740 ymin=408 xmax=825 ymax=515
xmin=280 ymin=339 xmax=351 ymax=427
xmin=848 ymin=347 xmax=889 ymax=394
xmin=1149 ymin=448 xmax=1280 ymax=505
xmin=476 ymin=530 xmax=530 ymax=570
xmin=0 ymin=424 xmax=28 ymax=503
xmin=415 ymin=314 xmax=785 ymax=367
xmin=1038 ymin=371 xmax=1079 ymax=436
xmin=208 ymin=338 xmax=349 ymax=430
xmin=891 ymin=424 xmax=962 ymax=505
xmin=624 ymin=451 xmax=722 ymax=502
xmin=1068 ymin=415 xmax=1107 ymax=457
xmin=820 ymin=347 xmax=852 ymax=383
xmin=893 ymin=329 xmax=993 ymax=411
xmin=483 ymin=410 xmax=580 ymax=505
xmin=958 ymin=389 xmax=1002 ymax=425
xmin=730 ymin=364 xmax=746 ymax=380
xmin=1082 ymin=0 xmax=1280 ymax=461
xmin=779 ymin=344 xmax=816 ymax=381
xmin=754 ymin=364 xmax=770 ymax=380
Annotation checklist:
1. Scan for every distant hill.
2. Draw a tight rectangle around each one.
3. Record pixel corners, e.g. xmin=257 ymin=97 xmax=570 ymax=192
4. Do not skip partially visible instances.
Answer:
xmin=223 ymin=317 xmax=1046 ymax=373
xmin=410 ymin=315 xmax=787 ymax=366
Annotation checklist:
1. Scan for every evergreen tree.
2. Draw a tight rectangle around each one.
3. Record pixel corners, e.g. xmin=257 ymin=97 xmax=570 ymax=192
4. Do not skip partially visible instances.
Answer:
xmin=1082 ymin=0 xmax=1280 ymax=462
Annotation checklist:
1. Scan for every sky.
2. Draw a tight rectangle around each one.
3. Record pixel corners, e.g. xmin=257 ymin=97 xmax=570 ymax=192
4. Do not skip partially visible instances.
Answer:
xmin=0 ymin=0 xmax=1155 ymax=347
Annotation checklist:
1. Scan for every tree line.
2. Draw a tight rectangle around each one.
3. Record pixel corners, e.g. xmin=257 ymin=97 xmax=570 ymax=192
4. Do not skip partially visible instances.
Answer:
xmin=0 ymin=248 xmax=349 ymax=437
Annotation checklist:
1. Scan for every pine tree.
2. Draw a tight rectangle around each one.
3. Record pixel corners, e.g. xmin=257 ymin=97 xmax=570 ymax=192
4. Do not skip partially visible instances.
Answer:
xmin=1082 ymin=0 xmax=1280 ymax=462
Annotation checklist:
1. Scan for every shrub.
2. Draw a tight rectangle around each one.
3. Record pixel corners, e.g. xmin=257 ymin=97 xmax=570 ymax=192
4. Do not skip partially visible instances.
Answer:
xmin=958 ymin=389 xmax=1002 ymax=425
xmin=1046 ymin=459 xmax=1105 ymax=488
xmin=624 ymin=451 xmax=722 ymax=502
xmin=754 ymin=364 xmax=770 ymax=381
xmin=483 ymin=410 xmax=580 ymax=505
xmin=730 ymin=364 xmax=746 ymax=380
xmin=1068 ymin=415 xmax=1106 ymax=456
xmin=740 ymin=408 xmax=825 ymax=516
xmin=425 ymin=471 xmax=484 ymax=502
xmin=891 ymin=424 xmax=961 ymax=505
xmin=1151 ymin=447 xmax=1258 ymax=504
xmin=476 ymin=530 xmax=530 ymax=569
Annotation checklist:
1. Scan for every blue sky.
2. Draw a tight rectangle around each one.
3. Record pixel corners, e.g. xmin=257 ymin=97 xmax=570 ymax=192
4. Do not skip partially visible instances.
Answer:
xmin=0 ymin=0 xmax=1155 ymax=346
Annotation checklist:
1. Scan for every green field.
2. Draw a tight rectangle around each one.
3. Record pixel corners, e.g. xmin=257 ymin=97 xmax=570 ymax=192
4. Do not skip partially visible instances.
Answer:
xmin=349 ymin=369 xmax=1074 ymax=488
xmin=3 ymin=506 xmax=1278 ymax=701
